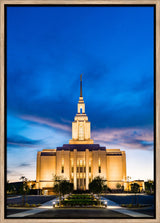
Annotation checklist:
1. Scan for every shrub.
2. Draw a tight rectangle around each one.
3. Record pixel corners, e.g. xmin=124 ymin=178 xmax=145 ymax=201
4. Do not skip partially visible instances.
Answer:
xmin=61 ymin=194 xmax=98 ymax=207
xmin=25 ymin=203 xmax=30 ymax=207
xmin=62 ymin=198 xmax=98 ymax=206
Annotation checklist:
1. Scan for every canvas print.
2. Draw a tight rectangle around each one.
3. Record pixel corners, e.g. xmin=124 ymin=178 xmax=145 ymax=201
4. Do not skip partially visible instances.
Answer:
xmin=6 ymin=5 xmax=155 ymax=219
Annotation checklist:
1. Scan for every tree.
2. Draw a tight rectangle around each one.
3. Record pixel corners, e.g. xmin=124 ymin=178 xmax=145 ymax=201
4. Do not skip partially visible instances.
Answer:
xmin=59 ymin=180 xmax=73 ymax=199
xmin=31 ymin=183 xmax=36 ymax=189
xmin=89 ymin=176 xmax=106 ymax=206
xmin=145 ymin=180 xmax=154 ymax=194
xmin=103 ymin=185 xmax=108 ymax=193
xmin=19 ymin=176 xmax=30 ymax=206
xmin=131 ymin=183 xmax=140 ymax=205
xmin=6 ymin=181 xmax=14 ymax=194
xmin=116 ymin=183 xmax=121 ymax=190
xmin=53 ymin=175 xmax=73 ymax=207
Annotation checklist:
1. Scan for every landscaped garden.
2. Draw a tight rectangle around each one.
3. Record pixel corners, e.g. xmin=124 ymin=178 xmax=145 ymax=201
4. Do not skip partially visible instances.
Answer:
xmin=60 ymin=194 xmax=100 ymax=207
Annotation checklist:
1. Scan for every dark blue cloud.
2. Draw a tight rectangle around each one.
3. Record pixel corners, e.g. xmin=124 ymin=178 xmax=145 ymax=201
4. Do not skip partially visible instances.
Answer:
xmin=7 ymin=69 xmax=153 ymax=131
xmin=7 ymin=135 xmax=43 ymax=148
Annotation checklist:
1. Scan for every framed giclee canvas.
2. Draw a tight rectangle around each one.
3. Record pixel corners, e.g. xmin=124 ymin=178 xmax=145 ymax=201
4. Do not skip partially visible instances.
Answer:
xmin=0 ymin=1 xmax=160 ymax=223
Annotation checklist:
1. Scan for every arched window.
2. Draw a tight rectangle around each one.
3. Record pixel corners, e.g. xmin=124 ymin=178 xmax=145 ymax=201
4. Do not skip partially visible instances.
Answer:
xmin=80 ymin=107 xmax=82 ymax=114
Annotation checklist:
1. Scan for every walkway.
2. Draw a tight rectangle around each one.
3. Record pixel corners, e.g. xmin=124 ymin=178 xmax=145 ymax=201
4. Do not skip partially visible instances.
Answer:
xmin=101 ymin=196 xmax=152 ymax=218
xmin=7 ymin=197 xmax=58 ymax=217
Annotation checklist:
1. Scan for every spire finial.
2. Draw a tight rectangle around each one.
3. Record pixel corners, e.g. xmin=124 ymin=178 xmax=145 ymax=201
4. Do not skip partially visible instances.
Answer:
xmin=80 ymin=74 xmax=83 ymax=97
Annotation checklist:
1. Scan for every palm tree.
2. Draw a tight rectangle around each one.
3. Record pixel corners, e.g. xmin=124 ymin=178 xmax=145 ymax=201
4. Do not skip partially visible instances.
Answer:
xmin=19 ymin=176 xmax=29 ymax=206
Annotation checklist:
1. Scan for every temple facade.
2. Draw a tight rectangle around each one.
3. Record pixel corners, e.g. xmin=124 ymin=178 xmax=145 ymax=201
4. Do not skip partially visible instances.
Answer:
xmin=36 ymin=76 xmax=127 ymax=194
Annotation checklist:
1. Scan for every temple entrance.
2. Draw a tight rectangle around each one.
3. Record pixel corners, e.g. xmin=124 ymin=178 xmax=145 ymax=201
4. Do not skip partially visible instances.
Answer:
xmin=77 ymin=178 xmax=86 ymax=190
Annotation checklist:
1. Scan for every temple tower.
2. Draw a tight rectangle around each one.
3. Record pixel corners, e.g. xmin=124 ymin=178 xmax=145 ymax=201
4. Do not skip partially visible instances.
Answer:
xmin=69 ymin=75 xmax=94 ymax=144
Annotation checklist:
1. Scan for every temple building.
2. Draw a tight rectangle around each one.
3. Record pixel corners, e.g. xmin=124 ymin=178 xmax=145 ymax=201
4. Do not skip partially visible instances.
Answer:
xmin=36 ymin=75 xmax=127 ymax=194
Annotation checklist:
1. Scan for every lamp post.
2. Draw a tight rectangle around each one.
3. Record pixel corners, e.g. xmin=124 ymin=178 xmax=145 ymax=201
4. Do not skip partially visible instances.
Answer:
xmin=55 ymin=179 xmax=61 ymax=208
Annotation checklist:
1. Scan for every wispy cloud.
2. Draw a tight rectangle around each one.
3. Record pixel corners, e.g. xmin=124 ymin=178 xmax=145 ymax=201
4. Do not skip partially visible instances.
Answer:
xmin=18 ymin=163 xmax=31 ymax=167
xmin=20 ymin=115 xmax=71 ymax=132
xmin=92 ymin=127 xmax=153 ymax=151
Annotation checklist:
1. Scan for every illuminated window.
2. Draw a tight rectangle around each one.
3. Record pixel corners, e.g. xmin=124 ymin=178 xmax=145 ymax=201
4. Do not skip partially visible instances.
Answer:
xmin=71 ymin=159 xmax=73 ymax=166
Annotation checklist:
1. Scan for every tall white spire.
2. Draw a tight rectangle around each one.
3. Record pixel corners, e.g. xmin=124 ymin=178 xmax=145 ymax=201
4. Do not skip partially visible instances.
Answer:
xmin=69 ymin=75 xmax=94 ymax=144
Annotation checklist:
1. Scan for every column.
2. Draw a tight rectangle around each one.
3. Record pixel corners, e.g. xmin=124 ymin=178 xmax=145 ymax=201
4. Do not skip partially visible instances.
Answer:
xmin=85 ymin=149 xmax=89 ymax=190
xmin=73 ymin=149 xmax=77 ymax=190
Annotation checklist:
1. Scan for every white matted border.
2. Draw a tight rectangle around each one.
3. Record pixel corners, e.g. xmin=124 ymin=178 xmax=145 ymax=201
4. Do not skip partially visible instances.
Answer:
xmin=0 ymin=1 xmax=159 ymax=223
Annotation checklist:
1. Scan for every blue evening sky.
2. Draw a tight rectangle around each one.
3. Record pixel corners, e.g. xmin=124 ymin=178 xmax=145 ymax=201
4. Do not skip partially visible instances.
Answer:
xmin=7 ymin=6 xmax=154 ymax=182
